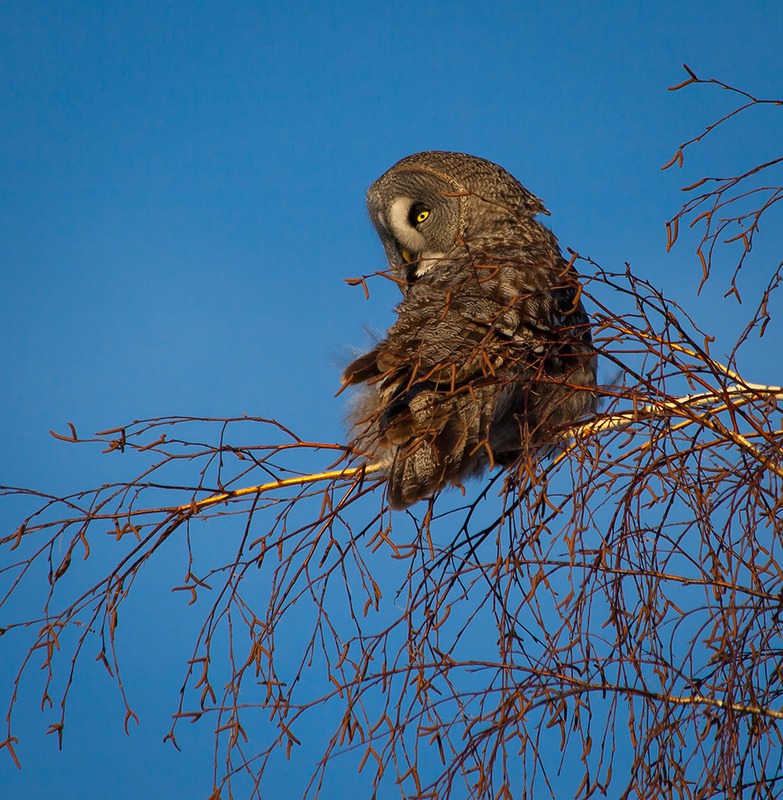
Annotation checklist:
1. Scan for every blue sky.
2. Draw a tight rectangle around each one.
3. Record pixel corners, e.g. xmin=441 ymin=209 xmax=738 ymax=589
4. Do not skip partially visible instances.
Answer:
xmin=2 ymin=2 xmax=782 ymax=797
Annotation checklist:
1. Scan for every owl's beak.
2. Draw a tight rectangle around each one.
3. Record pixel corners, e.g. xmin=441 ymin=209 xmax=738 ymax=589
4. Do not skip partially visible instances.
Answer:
xmin=398 ymin=248 xmax=444 ymax=283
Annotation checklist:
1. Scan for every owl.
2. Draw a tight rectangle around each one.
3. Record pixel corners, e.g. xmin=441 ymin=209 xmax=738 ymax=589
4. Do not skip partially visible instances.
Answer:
xmin=342 ymin=151 xmax=597 ymax=509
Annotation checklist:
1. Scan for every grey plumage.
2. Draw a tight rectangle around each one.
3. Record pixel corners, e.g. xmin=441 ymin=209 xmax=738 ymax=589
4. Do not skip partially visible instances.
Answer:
xmin=342 ymin=151 xmax=597 ymax=509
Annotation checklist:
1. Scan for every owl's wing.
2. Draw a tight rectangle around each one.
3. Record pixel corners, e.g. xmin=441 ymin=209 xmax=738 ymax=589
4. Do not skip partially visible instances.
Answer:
xmin=342 ymin=256 xmax=595 ymax=508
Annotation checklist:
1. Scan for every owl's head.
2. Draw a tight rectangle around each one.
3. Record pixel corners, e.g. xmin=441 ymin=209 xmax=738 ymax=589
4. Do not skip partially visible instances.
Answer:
xmin=366 ymin=151 xmax=548 ymax=286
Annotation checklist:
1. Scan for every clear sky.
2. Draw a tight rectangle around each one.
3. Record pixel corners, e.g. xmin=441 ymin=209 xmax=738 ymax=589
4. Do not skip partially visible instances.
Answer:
xmin=1 ymin=1 xmax=782 ymax=797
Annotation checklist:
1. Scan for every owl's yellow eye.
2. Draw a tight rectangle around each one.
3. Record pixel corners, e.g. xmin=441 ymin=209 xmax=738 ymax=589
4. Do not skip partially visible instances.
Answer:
xmin=408 ymin=203 xmax=431 ymax=226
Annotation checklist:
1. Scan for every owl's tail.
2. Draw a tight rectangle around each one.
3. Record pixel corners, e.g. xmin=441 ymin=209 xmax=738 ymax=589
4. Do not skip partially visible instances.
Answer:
xmin=385 ymin=388 xmax=493 ymax=509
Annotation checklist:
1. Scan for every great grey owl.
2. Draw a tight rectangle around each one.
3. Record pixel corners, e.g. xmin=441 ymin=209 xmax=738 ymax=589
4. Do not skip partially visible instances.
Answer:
xmin=342 ymin=151 xmax=597 ymax=509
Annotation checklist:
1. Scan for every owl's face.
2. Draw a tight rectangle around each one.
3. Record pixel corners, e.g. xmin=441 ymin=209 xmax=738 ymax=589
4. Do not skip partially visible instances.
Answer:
xmin=366 ymin=166 xmax=459 ymax=282
xmin=366 ymin=151 xmax=548 ymax=286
